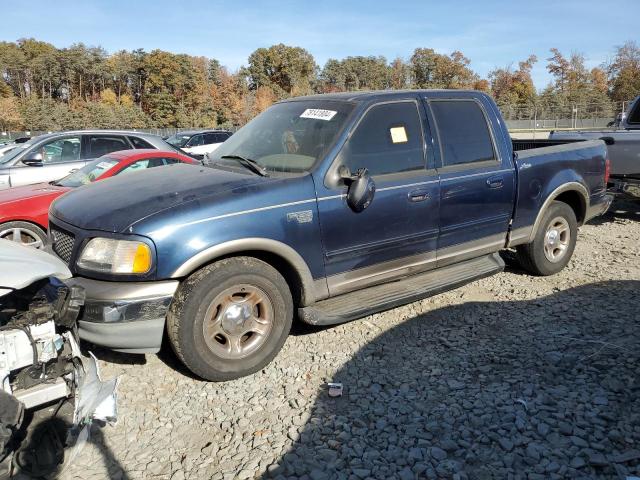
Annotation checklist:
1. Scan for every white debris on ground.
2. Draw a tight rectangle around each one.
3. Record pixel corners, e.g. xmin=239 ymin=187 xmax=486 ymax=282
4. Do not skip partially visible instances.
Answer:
xmin=62 ymin=199 xmax=640 ymax=480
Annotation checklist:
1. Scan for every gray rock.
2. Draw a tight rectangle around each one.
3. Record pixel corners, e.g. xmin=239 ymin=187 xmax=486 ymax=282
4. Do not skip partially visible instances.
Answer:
xmin=430 ymin=447 xmax=447 ymax=461
xmin=498 ymin=438 xmax=514 ymax=452
xmin=570 ymin=457 xmax=586 ymax=469
xmin=570 ymin=436 xmax=589 ymax=448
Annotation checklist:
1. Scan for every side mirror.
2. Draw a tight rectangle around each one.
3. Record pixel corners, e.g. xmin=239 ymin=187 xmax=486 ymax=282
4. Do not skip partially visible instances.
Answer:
xmin=22 ymin=152 xmax=44 ymax=167
xmin=340 ymin=166 xmax=376 ymax=213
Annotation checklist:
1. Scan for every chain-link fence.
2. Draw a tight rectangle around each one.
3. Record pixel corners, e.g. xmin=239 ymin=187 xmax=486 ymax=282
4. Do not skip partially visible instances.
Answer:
xmin=501 ymin=100 xmax=630 ymax=131
xmin=0 ymin=127 xmax=239 ymax=144
xmin=0 ymin=100 xmax=634 ymax=143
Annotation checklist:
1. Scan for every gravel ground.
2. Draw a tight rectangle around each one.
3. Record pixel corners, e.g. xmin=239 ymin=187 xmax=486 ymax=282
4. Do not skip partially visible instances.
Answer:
xmin=61 ymin=199 xmax=640 ymax=480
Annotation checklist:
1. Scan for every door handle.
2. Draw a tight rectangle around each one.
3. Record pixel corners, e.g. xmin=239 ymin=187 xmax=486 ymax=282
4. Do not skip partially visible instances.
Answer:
xmin=486 ymin=176 xmax=504 ymax=189
xmin=408 ymin=189 xmax=430 ymax=202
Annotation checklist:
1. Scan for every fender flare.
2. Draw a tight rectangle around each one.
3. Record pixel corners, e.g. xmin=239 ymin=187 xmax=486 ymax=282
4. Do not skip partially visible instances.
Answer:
xmin=170 ymin=237 xmax=323 ymax=305
xmin=527 ymin=182 xmax=588 ymax=243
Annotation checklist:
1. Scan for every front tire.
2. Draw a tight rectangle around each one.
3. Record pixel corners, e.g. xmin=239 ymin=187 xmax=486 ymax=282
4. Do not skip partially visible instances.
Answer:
xmin=516 ymin=201 xmax=578 ymax=276
xmin=167 ymin=257 xmax=293 ymax=381
xmin=0 ymin=221 xmax=47 ymax=249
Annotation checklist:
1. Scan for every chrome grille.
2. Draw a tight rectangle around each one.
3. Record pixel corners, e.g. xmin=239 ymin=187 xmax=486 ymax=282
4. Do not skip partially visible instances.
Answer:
xmin=51 ymin=228 xmax=75 ymax=264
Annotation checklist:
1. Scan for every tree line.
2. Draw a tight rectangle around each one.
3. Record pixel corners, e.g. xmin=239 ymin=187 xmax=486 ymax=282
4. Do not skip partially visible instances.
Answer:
xmin=1 ymin=38 xmax=639 ymax=132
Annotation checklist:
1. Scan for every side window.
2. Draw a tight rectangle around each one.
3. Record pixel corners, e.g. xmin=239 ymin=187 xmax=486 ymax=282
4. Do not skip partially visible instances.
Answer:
xmin=89 ymin=136 xmax=130 ymax=158
xmin=117 ymin=159 xmax=150 ymax=174
xmin=162 ymin=157 xmax=181 ymax=165
xmin=339 ymin=102 xmax=425 ymax=176
xmin=118 ymin=157 xmax=167 ymax=175
xmin=187 ymin=134 xmax=204 ymax=147
xmin=430 ymin=100 xmax=496 ymax=167
xmin=203 ymin=133 xmax=218 ymax=144
xmin=38 ymin=137 xmax=81 ymax=163
xmin=627 ymin=101 xmax=640 ymax=124
xmin=215 ymin=132 xmax=230 ymax=143
xmin=129 ymin=136 xmax=155 ymax=149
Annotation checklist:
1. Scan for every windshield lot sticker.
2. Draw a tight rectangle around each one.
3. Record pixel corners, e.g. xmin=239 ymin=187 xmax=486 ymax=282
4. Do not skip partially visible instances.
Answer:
xmin=300 ymin=109 xmax=337 ymax=121
xmin=96 ymin=161 xmax=114 ymax=169
xmin=390 ymin=126 xmax=408 ymax=143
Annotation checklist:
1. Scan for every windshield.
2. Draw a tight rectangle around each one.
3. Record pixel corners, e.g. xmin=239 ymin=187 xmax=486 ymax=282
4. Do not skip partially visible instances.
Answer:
xmin=208 ymin=100 xmax=354 ymax=173
xmin=55 ymin=157 xmax=119 ymax=187
xmin=165 ymin=133 xmax=192 ymax=148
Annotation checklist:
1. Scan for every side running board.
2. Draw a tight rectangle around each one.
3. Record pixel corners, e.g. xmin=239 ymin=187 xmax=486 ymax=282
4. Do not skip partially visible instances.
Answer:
xmin=299 ymin=253 xmax=504 ymax=326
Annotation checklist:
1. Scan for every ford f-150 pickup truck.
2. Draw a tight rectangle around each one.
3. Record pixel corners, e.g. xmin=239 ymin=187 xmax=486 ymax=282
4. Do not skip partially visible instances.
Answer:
xmin=47 ymin=90 xmax=612 ymax=381
xmin=549 ymin=95 xmax=640 ymax=199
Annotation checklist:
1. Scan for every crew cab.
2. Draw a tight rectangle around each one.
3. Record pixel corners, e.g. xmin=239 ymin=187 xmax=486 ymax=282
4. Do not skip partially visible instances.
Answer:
xmin=549 ymin=95 xmax=640 ymax=199
xmin=48 ymin=90 xmax=612 ymax=381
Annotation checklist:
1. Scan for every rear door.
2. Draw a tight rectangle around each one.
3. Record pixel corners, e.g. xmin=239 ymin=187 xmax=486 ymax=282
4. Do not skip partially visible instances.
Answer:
xmin=9 ymin=135 xmax=84 ymax=187
xmin=85 ymin=135 xmax=132 ymax=160
xmin=316 ymin=99 xmax=440 ymax=296
xmin=425 ymin=96 xmax=515 ymax=266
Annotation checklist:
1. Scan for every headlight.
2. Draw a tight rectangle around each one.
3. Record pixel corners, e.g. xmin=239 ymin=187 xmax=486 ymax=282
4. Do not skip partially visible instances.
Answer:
xmin=77 ymin=238 xmax=152 ymax=274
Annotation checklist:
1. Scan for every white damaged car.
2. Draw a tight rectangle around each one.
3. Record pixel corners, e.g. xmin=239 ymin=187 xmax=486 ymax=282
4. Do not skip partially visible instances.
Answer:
xmin=0 ymin=239 xmax=118 ymax=478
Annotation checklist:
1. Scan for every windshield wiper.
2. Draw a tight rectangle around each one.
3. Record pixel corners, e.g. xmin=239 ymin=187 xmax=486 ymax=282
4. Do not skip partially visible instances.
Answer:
xmin=220 ymin=155 xmax=269 ymax=177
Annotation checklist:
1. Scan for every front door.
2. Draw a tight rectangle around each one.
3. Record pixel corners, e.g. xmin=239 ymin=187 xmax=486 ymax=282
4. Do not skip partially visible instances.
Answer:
xmin=427 ymin=98 xmax=515 ymax=266
xmin=316 ymin=100 xmax=440 ymax=296
xmin=9 ymin=135 xmax=85 ymax=187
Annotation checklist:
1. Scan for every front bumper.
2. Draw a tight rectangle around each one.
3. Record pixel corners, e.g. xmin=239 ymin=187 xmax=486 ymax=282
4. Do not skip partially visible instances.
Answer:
xmin=65 ymin=277 xmax=179 ymax=354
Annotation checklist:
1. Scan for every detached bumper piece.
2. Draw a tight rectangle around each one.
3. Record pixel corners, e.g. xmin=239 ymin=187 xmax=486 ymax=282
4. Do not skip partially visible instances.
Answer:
xmin=66 ymin=277 xmax=179 ymax=354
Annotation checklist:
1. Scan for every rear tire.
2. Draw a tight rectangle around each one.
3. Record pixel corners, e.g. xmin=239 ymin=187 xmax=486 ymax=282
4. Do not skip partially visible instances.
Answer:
xmin=167 ymin=257 xmax=293 ymax=381
xmin=516 ymin=201 xmax=577 ymax=276
xmin=0 ymin=221 xmax=47 ymax=249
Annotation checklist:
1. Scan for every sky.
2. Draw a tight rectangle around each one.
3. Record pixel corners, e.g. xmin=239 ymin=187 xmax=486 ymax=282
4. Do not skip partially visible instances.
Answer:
xmin=1 ymin=0 xmax=638 ymax=91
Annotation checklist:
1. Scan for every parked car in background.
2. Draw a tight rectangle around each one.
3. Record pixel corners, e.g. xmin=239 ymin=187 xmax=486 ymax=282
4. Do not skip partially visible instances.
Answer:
xmin=165 ymin=129 xmax=232 ymax=157
xmin=0 ymin=149 xmax=198 ymax=248
xmin=549 ymin=96 xmax=640 ymax=199
xmin=49 ymin=90 xmax=611 ymax=381
xmin=0 ymin=130 xmax=180 ymax=190
xmin=0 ymin=144 xmax=17 ymax=157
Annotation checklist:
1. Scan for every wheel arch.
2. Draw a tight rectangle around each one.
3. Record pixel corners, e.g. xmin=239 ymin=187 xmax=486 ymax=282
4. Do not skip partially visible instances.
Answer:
xmin=170 ymin=238 xmax=326 ymax=307
xmin=527 ymin=182 xmax=588 ymax=243
xmin=0 ymin=217 xmax=48 ymax=232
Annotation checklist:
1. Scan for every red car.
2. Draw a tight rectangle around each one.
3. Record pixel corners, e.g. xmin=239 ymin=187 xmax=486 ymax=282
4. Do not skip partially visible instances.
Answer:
xmin=0 ymin=149 xmax=198 ymax=248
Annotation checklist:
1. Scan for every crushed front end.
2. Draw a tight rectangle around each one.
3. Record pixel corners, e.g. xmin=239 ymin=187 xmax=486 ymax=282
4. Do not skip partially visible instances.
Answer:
xmin=0 ymin=275 xmax=118 ymax=478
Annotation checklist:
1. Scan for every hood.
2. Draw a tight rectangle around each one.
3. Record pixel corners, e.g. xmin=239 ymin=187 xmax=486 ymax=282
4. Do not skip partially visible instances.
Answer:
xmin=0 ymin=239 xmax=71 ymax=293
xmin=0 ymin=182 xmax=68 ymax=205
xmin=50 ymin=164 xmax=271 ymax=233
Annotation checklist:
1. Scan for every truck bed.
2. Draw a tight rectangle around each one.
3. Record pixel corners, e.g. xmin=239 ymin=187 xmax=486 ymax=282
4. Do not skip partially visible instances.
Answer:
xmin=512 ymin=138 xmax=584 ymax=152
xmin=548 ymin=130 xmax=639 ymax=176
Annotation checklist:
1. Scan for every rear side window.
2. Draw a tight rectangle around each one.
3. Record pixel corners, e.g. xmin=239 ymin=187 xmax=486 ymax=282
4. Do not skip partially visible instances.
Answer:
xmin=339 ymin=102 xmax=425 ymax=176
xmin=129 ymin=136 xmax=155 ymax=149
xmin=203 ymin=133 xmax=218 ymax=144
xmin=89 ymin=136 xmax=130 ymax=158
xmin=430 ymin=100 xmax=496 ymax=167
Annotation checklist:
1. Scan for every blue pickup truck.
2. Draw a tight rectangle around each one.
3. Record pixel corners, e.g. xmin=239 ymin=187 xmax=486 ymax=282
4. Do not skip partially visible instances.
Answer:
xmin=49 ymin=90 xmax=612 ymax=381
